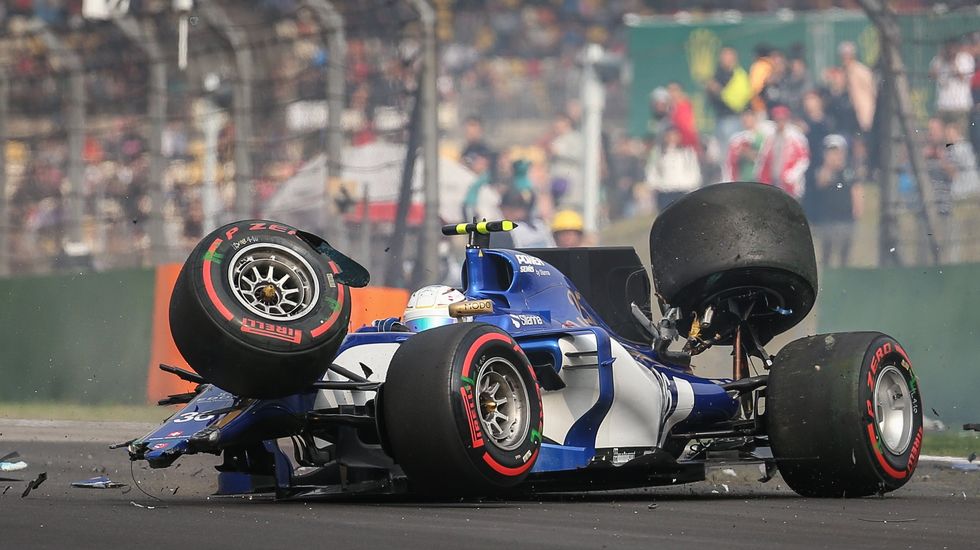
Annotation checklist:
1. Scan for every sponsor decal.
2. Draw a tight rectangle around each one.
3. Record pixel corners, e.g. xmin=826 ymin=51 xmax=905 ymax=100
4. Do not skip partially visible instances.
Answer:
xmin=167 ymin=431 xmax=182 ymax=438
xmin=460 ymin=386 xmax=485 ymax=448
xmin=173 ymin=412 xmax=216 ymax=423
xmin=230 ymin=236 xmax=260 ymax=250
xmin=907 ymin=427 xmax=923 ymax=471
xmin=196 ymin=392 xmax=233 ymax=402
xmin=519 ymin=265 xmax=535 ymax=273
xmin=326 ymin=273 xmax=336 ymax=288
xmin=509 ymin=314 xmax=545 ymax=329
xmin=448 ymin=299 xmax=494 ymax=317
xmin=152 ymin=443 xmax=168 ymax=450
xmin=241 ymin=317 xmax=303 ymax=344
xmin=203 ymin=250 xmax=224 ymax=263
xmin=514 ymin=253 xmax=544 ymax=266
xmin=536 ymin=269 xmax=551 ymax=276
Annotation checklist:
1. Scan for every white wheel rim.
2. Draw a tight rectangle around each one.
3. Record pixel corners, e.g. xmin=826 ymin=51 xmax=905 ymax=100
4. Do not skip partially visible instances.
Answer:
xmin=475 ymin=357 xmax=530 ymax=451
xmin=874 ymin=365 xmax=914 ymax=455
xmin=227 ymin=243 xmax=320 ymax=321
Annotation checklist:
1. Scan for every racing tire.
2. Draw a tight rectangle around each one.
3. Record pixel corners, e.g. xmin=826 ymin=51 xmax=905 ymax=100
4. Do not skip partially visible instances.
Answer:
xmin=767 ymin=332 xmax=923 ymax=497
xmin=649 ymin=182 xmax=817 ymax=343
xmin=382 ymin=323 xmax=543 ymax=494
xmin=170 ymin=220 xmax=351 ymax=398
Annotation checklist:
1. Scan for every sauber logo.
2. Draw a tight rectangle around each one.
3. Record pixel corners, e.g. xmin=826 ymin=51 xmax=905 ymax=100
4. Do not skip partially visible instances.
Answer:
xmin=241 ymin=317 xmax=302 ymax=344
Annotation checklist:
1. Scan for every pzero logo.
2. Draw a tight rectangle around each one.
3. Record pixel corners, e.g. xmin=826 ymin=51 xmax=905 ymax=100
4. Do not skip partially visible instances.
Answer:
xmin=510 ymin=314 xmax=545 ymax=328
xmin=241 ymin=317 xmax=302 ymax=344
xmin=514 ymin=254 xmax=544 ymax=266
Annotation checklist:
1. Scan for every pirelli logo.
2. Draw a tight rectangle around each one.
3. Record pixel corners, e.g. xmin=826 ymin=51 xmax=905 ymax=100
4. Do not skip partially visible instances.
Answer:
xmin=241 ymin=317 xmax=302 ymax=344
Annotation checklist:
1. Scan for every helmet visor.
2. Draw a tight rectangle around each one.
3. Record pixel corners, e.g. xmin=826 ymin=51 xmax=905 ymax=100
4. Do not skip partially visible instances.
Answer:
xmin=404 ymin=316 xmax=456 ymax=333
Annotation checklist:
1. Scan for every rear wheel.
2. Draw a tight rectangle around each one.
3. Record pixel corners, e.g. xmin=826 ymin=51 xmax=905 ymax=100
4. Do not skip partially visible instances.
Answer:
xmin=382 ymin=323 xmax=542 ymax=494
xmin=649 ymin=182 xmax=817 ymax=344
xmin=767 ymin=332 xmax=923 ymax=497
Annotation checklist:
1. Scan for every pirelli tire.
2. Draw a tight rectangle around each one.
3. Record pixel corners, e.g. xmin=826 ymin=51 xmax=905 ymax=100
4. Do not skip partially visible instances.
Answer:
xmin=170 ymin=220 xmax=351 ymax=398
xmin=382 ymin=323 xmax=543 ymax=495
xmin=649 ymin=182 xmax=818 ymax=344
xmin=768 ymin=332 xmax=923 ymax=498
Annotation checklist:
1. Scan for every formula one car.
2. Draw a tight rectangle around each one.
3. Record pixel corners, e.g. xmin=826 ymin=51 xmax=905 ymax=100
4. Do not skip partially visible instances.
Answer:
xmin=124 ymin=182 xmax=922 ymax=499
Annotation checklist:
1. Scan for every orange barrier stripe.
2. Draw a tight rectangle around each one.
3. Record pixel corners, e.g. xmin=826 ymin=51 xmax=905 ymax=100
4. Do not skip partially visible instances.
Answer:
xmin=146 ymin=263 xmax=410 ymax=404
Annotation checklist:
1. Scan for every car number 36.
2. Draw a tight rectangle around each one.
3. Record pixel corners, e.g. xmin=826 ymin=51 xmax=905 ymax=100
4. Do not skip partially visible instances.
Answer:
xmin=173 ymin=412 xmax=216 ymax=423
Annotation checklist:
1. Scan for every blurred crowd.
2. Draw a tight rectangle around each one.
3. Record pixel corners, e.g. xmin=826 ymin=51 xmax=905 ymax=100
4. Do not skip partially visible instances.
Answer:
xmin=2 ymin=1 xmax=979 ymax=277
xmin=621 ymin=33 xmax=980 ymax=266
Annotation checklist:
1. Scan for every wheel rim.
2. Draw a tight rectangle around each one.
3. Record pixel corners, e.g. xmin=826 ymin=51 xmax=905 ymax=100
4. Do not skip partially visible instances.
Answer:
xmin=475 ymin=357 xmax=530 ymax=451
xmin=874 ymin=365 xmax=914 ymax=455
xmin=227 ymin=243 xmax=320 ymax=321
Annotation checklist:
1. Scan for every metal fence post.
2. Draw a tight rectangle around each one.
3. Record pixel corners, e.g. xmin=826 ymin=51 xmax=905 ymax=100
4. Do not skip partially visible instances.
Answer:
xmin=306 ymin=0 xmax=348 ymax=250
xmin=581 ymin=44 xmax=605 ymax=237
xmin=39 ymin=27 xmax=85 ymax=247
xmin=114 ymin=17 xmax=167 ymax=264
xmin=410 ymin=0 xmax=440 ymax=287
xmin=0 ymin=68 xmax=8 ymax=277
xmin=201 ymin=2 xmax=255 ymax=221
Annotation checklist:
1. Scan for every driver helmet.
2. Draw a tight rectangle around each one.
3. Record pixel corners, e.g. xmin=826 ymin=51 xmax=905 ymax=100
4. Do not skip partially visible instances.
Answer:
xmin=402 ymin=285 xmax=466 ymax=332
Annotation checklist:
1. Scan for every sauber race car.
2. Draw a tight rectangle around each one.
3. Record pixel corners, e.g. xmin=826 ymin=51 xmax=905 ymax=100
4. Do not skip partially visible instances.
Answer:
xmin=123 ymin=182 xmax=923 ymax=499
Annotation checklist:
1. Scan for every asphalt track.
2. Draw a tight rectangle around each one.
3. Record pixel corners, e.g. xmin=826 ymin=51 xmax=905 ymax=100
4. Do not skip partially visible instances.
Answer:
xmin=1 ymin=420 xmax=978 ymax=549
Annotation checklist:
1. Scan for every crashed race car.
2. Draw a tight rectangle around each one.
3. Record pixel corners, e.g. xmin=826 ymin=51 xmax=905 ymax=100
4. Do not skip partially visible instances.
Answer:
xmin=124 ymin=182 xmax=923 ymax=499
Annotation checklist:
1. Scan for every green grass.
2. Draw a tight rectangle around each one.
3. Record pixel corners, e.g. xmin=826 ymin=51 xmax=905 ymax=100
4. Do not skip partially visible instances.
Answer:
xmin=0 ymin=402 xmax=176 ymax=423
xmin=921 ymin=431 xmax=980 ymax=457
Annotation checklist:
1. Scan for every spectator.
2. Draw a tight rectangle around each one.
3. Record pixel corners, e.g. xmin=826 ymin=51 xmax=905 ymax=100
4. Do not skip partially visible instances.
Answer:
xmin=723 ymin=110 xmax=770 ymax=182
xmin=782 ymin=52 xmax=813 ymax=116
xmin=929 ymin=38 xmax=975 ymax=131
xmin=547 ymin=114 xmax=585 ymax=208
xmin=608 ymin=134 xmax=647 ymax=220
xmin=756 ymin=105 xmax=809 ymax=200
xmin=667 ymin=82 xmax=700 ymax=152
xmin=821 ymin=66 xmax=859 ymax=142
xmin=551 ymin=209 xmax=585 ymax=248
xmin=461 ymin=115 xmax=495 ymax=164
xmin=647 ymin=86 xmax=672 ymax=139
xmin=495 ymin=187 xmax=555 ymax=248
xmin=706 ymin=47 xmax=751 ymax=148
xmin=760 ymin=49 xmax=788 ymax=113
xmin=947 ymin=122 xmax=980 ymax=200
xmin=748 ymin=44 xmax=776 ymax=114
xmin=461 ymin=151 xmax=502 ymax=222
xmin=838 ymin=41 xmax=876 ymax=133
xmin=971 ymin=32 xmax=980 ymax=167
xmin=804 ymin=134 xmax=861 ymax=268
xmin=801 ymin=91 xmax=832 ymax=174
xmin=645 ymin=126 xmax=702 ymax=212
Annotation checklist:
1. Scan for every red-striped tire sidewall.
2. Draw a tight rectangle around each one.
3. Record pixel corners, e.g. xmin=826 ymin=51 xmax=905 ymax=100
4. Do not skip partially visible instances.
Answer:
xmin=860 ymin=336 xmax=923 ymax=484
xmin=170 ymin=220 xmax=351 ymax=397
xmin=452 ymin=331 xmax=543 ymax=484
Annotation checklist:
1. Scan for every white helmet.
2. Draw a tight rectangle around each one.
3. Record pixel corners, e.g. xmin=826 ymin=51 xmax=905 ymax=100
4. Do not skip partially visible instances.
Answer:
xmin=402 ymin=285 xmax=466 ymax=332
